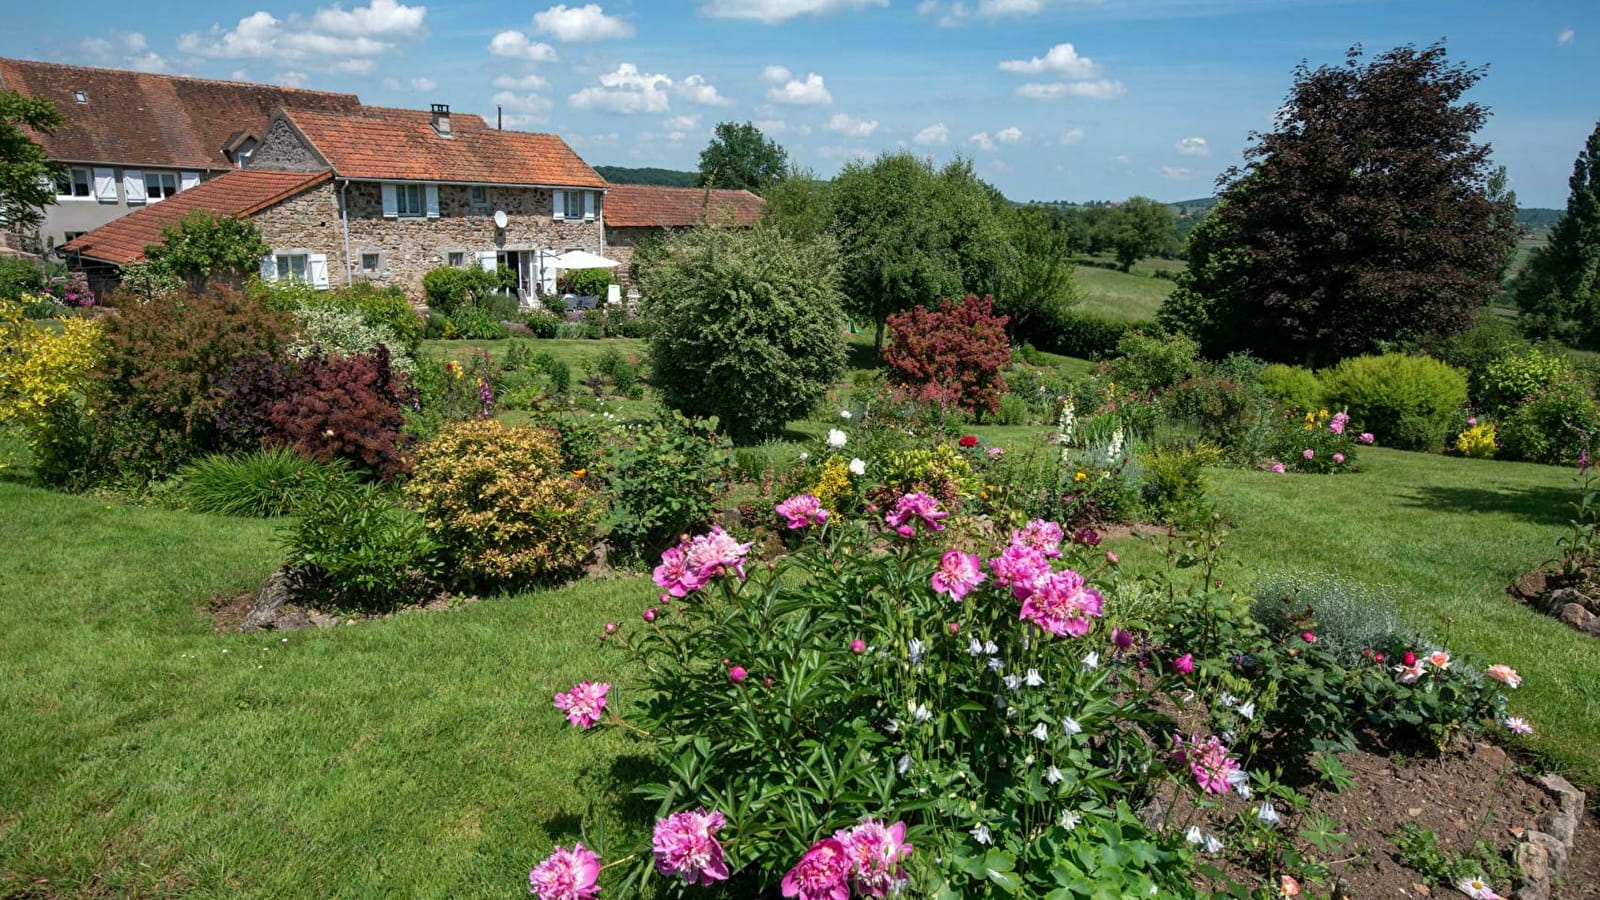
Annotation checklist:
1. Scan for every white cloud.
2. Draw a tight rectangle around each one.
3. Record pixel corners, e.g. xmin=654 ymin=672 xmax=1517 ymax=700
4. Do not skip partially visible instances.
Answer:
xmin=276 ymin=71 xmax=309 ymax=87
xmin=700 ymin=0 xmax=887 ymax=24
xmin=1174 ymin=136 xmax=1208 ymax=157
xmin=977 ymin=0 xmax=1042 ymax=13
xmin=1016 ymin=79 xmax=1126 ymax=101
xmin=487 ymin=30 xmax=558 ymax=62
xmin=1059 ymin=127 xmax=1084 ymax=146
xmin=996 ymin=126 xmax=1023 ymax=144
xmin=124 ymin=33 xmax=149 ymax=52
xmin=384 ymin=75 xmax=437 ymax=90
xmin=1160 ymin=166 xmax=1193 ymax=179
xmin=913 ymin=122 xmax=949 ymax=146
xmin=493 ymin=73 xmax=551 ymax=91
xmin=568 ymin=62 xmax=672 ymax=114
xmin=969 ymin=131 xmax=996 ymax=151
xmin=493 ymin=90 xmax=554 ymax=126
xmin=333 ymin=59 xmax=377 ymax=74
xmin=664 ymin=114 xmax=701 ymax=131
xmin=767 ymin=72 xmax=832 ymax=105
xmin=678 ymin=74 xmax=733 ymax=107
xmin=79 ymin=37 xmax=114 ymax=58
xmin=80 ymin=32 xmax=167 ymax=71
xmin=998 ymin=43 xmax=1097 ymax=78
xmin=915 ymin=0 xmax=939 ymax=12
xmin=180 ymin=0 xmax=427 ymax=64
xmin=761 ymin=65 xmax=792 ymax=83
xmin=754 ymin=118 xmax=810 ymax=136
xmin=1112 ymin=154 xmax=1129 ymax=164
xmin=126 ymin=52 xmax=170 ymax=73
xmin=825 ymin=112 xmax=879 ymax=137
xmin=533 ymin=4 xmax=634 ymax=41
xmin=1558 ymin=28 xmax=1575 ymax=45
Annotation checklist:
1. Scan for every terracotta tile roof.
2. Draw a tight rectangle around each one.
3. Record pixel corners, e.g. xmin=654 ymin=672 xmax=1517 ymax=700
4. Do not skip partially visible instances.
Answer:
xmin=61 ymin=170 xmax=332 ymax=265
xmin=0 ymin=58 xmax=362 ymax=170
xmin=602 ymin=184 xmax=765 ymax=228
xmin=282 ymin=107 xmax=607 ymax=189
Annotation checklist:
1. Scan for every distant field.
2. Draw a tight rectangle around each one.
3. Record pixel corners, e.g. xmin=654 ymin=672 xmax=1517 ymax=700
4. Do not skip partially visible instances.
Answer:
xmin=1072 ymin=264 xmax=1175 ymax=322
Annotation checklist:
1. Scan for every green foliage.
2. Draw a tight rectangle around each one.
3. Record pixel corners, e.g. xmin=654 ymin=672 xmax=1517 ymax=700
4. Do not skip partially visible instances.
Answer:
xmin=588 ymin=346 xmax=642 ymax=398
xmin=143 ymin=212 xmax=270 ymax=285
xmin=0 ymin=257 xmax=47 ymax=301
xmin=1394 ymin=824 xmax=1515 ymax=889
xmin=1102 ymin=196 xmax=1179 ymax=271
xmin=531 ymin=351 xmax=572 ymax=396
xmin=1112 ymin=331 xmax=1200 ymax=392
xmin=1513 ymin=120 xmax=1600 ymax=345
xmin=1252 ymin=574 xmax=1416 ymax=667
xmin=281 ymin=481 xmax=442 ymax=611
xmin=597 ymin=410 xmax=729 ymax=562
xmin=696 ymin=121 xmax=788 ymax=194
xmin=642 ymin=224 xmax=846 ymax=443
xmin=1498 ymin=382 xmax=1600 ymax=464
xmin=561 ymin=267 xmax=614 ymax=297
xmin=1320 ymin=354 xmax=1468 ymax=451
xmin=1141 ymin=443 xmax=1218 ymax=524
xmin=287 ymin=305 xmax=415 ymax=376
xmin=177 ymin=447 xmax=356 ymax=517
xmin=0 ymin=89 xmax=65 ymax=236
xmin=421 ymin=266 xmax=505 ymax=316
xmin=1478 ymin=347 xmax=1575 ymax=415
xmin=1260 ymin=364 xmax=1323 ymax=412
xmin=115 ymin=262 xmax=184 ymax=304
xmin=760 ymin=166 xmax=832 ymax=241
xmin=1051 ymin=310 xmax=1153 ymax=358
xmin=404 ymin=419 xmax=601 ymax=586
xmin=592 ymin=165 xmax=697 ymax=187
xmin=524 ymin=310 xmax=561 ymax=338
xmin=1429 ymin=311 xmax=1528 ymax=407
xmin=999 ymin=204 xmax=1081 ymax=346
xmin=447 ymin=305 xmax=510 ymax=340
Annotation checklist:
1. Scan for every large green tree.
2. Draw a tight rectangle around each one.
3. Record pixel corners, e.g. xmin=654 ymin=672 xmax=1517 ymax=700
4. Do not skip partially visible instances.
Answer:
xmin=1159 ymin=43 xmax=1517 ymax=365
xmin=1101 ymin=196 xmax=1178 ymax=271
xmin=1513 ymin=120 xmax=1600 ymax=345
xmin=760 ymin=166 xmax=832 ymax=241
xmin=831 ymin=152 xmax=1016 ymax=350
xmin=0 ymin=90 xmax=64 ymax=241
xmin=696 ymin=122 xmax=788 ymax=195
xmin=999 ymin=205 xmax=1079 ymax=345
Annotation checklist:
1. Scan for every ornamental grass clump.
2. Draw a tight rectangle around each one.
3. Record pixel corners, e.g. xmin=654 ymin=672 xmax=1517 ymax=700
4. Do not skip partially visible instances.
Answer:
xmin=405 ymin=419 xmax=601 ymax=586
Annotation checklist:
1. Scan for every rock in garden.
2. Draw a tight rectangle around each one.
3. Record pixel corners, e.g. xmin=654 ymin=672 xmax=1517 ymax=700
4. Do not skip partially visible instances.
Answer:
xmin=309 ymin=612 xmax=342 ymax=629
xmin=1558 ymin=602 xmax=1597 ymax=633
xmin=241 ymin=572 xmax=291 ymax=632
xmin=1510 ymin=571 xmax=1547 ymax=603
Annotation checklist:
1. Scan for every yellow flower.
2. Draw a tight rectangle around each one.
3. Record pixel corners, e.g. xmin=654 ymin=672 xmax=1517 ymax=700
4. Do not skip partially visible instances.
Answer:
xmin=571 ymin=468 xmax=587 ymax=479
xmin=1074 ymin=471 xmax=1088 ymax=483
xmin=1318 ymin=409 xmax=1329 ymax=419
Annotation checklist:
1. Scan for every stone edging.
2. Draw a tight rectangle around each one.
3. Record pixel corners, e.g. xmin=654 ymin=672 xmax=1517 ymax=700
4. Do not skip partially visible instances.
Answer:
xmin=1514 ymin=774 xmax=1586 ymax=900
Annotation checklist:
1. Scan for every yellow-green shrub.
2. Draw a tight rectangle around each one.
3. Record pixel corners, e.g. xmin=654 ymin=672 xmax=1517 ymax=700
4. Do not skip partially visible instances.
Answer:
xmin=1454 ymin=422 xmax=1498 ymax=459
xmin=0 ymin=298 xmax=102 ymax=465
xmin=1320 ymin=354 xmax=1468 ymax=451
xmin=1259 ymin=363 xmax=1322 ymax=412
xmin=404 ymin=419 xmax=601 ymax=584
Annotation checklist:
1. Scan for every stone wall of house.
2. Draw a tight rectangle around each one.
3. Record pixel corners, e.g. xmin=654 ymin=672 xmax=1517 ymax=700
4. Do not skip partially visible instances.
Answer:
xmin=603 ymin=224 xmax=685 ymax=293
xmin=251 ymin=181 xmax=606 ymax=298
xmin=251 ymin=117 xmax=326 ymax=171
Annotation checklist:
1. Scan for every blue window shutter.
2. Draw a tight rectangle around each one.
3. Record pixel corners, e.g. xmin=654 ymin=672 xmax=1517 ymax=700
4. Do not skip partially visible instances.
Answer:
xmin=425 ymin=184 xmax=440 ymax=218
xmin=381 ymin=183 xmax=398 ymax=218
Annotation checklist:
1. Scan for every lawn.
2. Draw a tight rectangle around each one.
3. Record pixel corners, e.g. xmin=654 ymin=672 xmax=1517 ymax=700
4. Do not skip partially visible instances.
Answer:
xmin=1073 ymin=265 xmax=1175 ymax=322
xmin=0 ymin=438 xmax=1591 ymax=896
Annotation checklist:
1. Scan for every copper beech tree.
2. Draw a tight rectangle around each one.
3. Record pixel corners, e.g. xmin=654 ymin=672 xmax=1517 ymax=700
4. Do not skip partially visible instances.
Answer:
xmin=883 ymin=294 xmax=1011 ymax=418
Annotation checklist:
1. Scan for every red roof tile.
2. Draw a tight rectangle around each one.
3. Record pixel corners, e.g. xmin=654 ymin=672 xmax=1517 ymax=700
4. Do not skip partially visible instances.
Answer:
xmin=282 ymin=107 xmax=607 ymax=188
xmin=61 ymin=170 xmax=331 ymax=265
xmin=602 ymin=184 xmax=765 ymax=228
xmin=0 ymin=58 xmax=362 ymax=170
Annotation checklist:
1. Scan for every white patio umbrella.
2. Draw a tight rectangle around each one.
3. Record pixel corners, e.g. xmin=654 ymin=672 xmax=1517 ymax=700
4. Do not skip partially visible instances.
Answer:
xmin=552 ymin=249 xmax=621 ymax=269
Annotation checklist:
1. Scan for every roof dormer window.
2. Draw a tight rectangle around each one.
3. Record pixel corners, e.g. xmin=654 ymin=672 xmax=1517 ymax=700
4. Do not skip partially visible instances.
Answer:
xmin=73 ymin=90 xmax=88 ymax=103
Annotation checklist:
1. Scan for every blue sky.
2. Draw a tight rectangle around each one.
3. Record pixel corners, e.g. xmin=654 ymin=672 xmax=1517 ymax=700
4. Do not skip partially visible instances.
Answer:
xmin=5 ymin=0 xmax=1597 ymax=206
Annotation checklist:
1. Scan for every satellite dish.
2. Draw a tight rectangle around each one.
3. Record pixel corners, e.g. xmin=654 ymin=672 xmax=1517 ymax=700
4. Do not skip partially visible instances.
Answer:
xmin=493 ymin=209 xmax=508 ymax=229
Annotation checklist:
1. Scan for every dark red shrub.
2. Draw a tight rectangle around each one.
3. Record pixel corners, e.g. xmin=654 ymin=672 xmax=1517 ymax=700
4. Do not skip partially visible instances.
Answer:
xmin=883 ymin=294 xmax=1011 ymax=417
xmin=267 ymin=345 xmax=414 ymax=480
xmin=215 ymin=354 xmax=294 ymax=451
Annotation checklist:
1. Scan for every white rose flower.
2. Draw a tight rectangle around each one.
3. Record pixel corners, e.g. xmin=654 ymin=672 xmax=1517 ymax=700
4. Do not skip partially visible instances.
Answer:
xmin=827 ymin=429 xmax=848 ymax=448
xmin=848 ymin=458 xmax=866 ymax=476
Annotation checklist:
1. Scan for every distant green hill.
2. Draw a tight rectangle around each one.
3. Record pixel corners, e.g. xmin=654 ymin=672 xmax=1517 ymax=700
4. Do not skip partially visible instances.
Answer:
xmin=1516 ymin=208 xmax=1562 ymax=232
xmin=594 ymin=166 xmax=698 ymax=187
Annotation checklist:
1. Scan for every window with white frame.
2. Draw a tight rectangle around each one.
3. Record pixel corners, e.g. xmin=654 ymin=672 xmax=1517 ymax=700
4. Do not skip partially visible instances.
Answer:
xmin=275 ymin=253 xmax=309 ymax=282
xmin=55 ymin=168 xmax=91 ymax=198
xmin=553 ymin=189 xmax=599 ymax=221
xmin=396 ymin=184 xmax=425 ymax=217
xmin=447 ymin=251 xmax=465 ymax=268
xmin=146 ymin=172 xmax=180 ymax=201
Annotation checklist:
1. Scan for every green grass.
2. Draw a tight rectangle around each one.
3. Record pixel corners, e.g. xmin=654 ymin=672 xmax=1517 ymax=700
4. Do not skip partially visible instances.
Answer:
xmin=427 ymin=337 xmax=648 ymax=373
xmin=1072 ymin=265 xmax=1174 ymax=322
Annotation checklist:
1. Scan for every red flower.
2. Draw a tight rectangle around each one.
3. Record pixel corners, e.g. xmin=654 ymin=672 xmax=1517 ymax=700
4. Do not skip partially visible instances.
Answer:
xmin=958 ymin=435 xmax=979 ymax=448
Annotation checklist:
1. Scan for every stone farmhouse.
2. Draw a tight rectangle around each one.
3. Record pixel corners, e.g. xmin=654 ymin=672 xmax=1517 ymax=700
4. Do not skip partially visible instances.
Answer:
xmin=602 ymin=183 xmax=765 ymax=289
xmin=0 ymin=58 xmax=361 ymax=254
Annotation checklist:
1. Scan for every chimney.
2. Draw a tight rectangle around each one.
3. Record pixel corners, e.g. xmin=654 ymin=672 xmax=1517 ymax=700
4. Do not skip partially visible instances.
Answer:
xmin=430 ymin=103 xmax=452 ymax=138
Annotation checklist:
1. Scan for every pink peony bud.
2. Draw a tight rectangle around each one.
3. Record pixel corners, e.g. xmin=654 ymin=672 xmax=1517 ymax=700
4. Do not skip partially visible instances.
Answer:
xmin=1173 ymin=654 xmax=1195 ymax=675
xmin=850 ymin=639 xmax=866 ymax=654
xmin=604 ymin=622 xmax=618 ymax=634
xmin=1403 ymin=651 xmax=1417 ymax=667
xmin=728 ymin=666 xmax=747 ymax=683
xmin=642 ymin=608 xmax=657 ymax=622
xmin=947 ymin=622 xmax=960 ymax=634
xmin=1301 ymin=631 xmax=1316 ymax=643
xmin=1113 ymin=628 xmax=1134 ymax=649
xmin=1105 ymin=551 xmax=1119 ymax=564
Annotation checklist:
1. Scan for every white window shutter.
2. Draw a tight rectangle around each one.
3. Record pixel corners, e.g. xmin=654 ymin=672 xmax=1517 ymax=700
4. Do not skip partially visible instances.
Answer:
xmin=259 ymin=256 xmax=278 ymax=281
xmin=552 ymin=190 xmax=565 ymax=220
xmin=583 ymin=191 xmax=595 ymax=220
xmin=93 ymin=168 xmax=117 ymax=202
xmin=476 ymin=250 xmax=498 ymax=272
xmin=179 ymin=171 xmax=200 ymax=192
xmin=124 ymin=170 xmax=147 ymax=204
xmin=381 ymin=183 xmax=398 ymax=218
xmin=425 ymin=184 xmax=440 ymax=218
xmin=308 ymin=254 xmax=330 ymax=290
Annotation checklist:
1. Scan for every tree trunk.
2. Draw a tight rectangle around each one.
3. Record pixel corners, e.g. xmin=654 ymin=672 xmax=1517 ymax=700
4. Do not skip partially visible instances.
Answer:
xmin=874 ymin=319 xmax=885 ymax=354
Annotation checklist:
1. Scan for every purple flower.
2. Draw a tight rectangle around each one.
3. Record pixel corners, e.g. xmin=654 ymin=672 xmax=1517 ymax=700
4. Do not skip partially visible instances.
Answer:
xmin=1358 ymin=432 xmax=1375 ymax=445
xmin=1270 ymin=461 xmax=1286 ymax=474
xmin=989 ymin=544 xmax=1051 ymax=599
xmin=1172 ymin=733 xmax=1240 ymax=795
xmin=884 ymin=492 xmax=949 ymax=538
xmin=775 ymin=493 xmax=830 ymax=529
xmin=782 ymin=838 xmax=851 ymax=900
xmin=553 ymin=682 xmax=610 ymax=729
xmin=529 ymin=843 xmax=602 ymax=900
xmin=835 ymin=818 xmax=913 ymax=898
xmin=1011 ymin=519 xmax=1064 ymax=558
xmin=653 ymin=808 xmax=730 ymax=885
xmin=1332 ymin=452 xmax=1346 ymax=464
xmin=1302 ymin=448 xmax=1315 ymax=460
xmin=1173 ymin=654 xmax=1195 ymax=675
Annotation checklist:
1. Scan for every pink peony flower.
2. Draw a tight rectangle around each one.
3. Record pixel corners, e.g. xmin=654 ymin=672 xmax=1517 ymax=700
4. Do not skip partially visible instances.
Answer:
xmin=603 ymin=622 xmax=618 ymax=634
xmin=835 ymin=818 xmax=913 ymax=898
xmin=1018 ymin=569 xmax=1105 ymax=638
xmin=931 ymin=550 xmax=987 ymax=600
xmin=782 ymin=837 xmax=852 ymax=900
xmin=684 ymin=527 xmax=753 ymax=582
xmin=652 ymin=808 xmax=730 ymax=885
xmin=1105 ymin=551 xmax=1119 ymax=564
xmin=947 ymin=622 xmax=960 ymax=634
xmin=653 ymin=545 xmax=706 ymax=598
xmin=1302 ymin=448 xmax=1315 ymax=460
xmin=728 ymin=666 xmax=747 ymax=683
xmin=1329 ymin=411 xmax=1350 ymax=435
xmin=884 ymin=492 xmax=949 ymax=538
xmin=1358 ymin=432 xmax=1375 ymax=444
xmin=1011 ymin=519 xmax=1065 ymax=558
xmin=776 ymin=494 xmax=830 ymax=530
xmin=1270 ymin=461 xmax=1286 ymax=474
xmin=987 ymin=447 xmax=1005 ymax=458
xmin=553 ymin=682 xmax=610 ymax=730
xmin=1486 ymin=664 xmax=1521 ymax=688
xmin=1332 ymin=452 xmax=1346 ymax=464
xmin=1467 ymin=417 xmax=1478 ymax=427
xmin=850 ymin=639 xmax=866 ymax=654
xmin=529 ymin=843 xmax=601 ymax=900
xmin=1173 ymin=654 xmax=1195 ymax=675
xmin=989 ymin=544 xmax=1051 ymax=599
xmin=1172 ymin=733 xmax=1240 ymax=795
xmin=1402 ymin=651 xmax=1417 ymax=667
